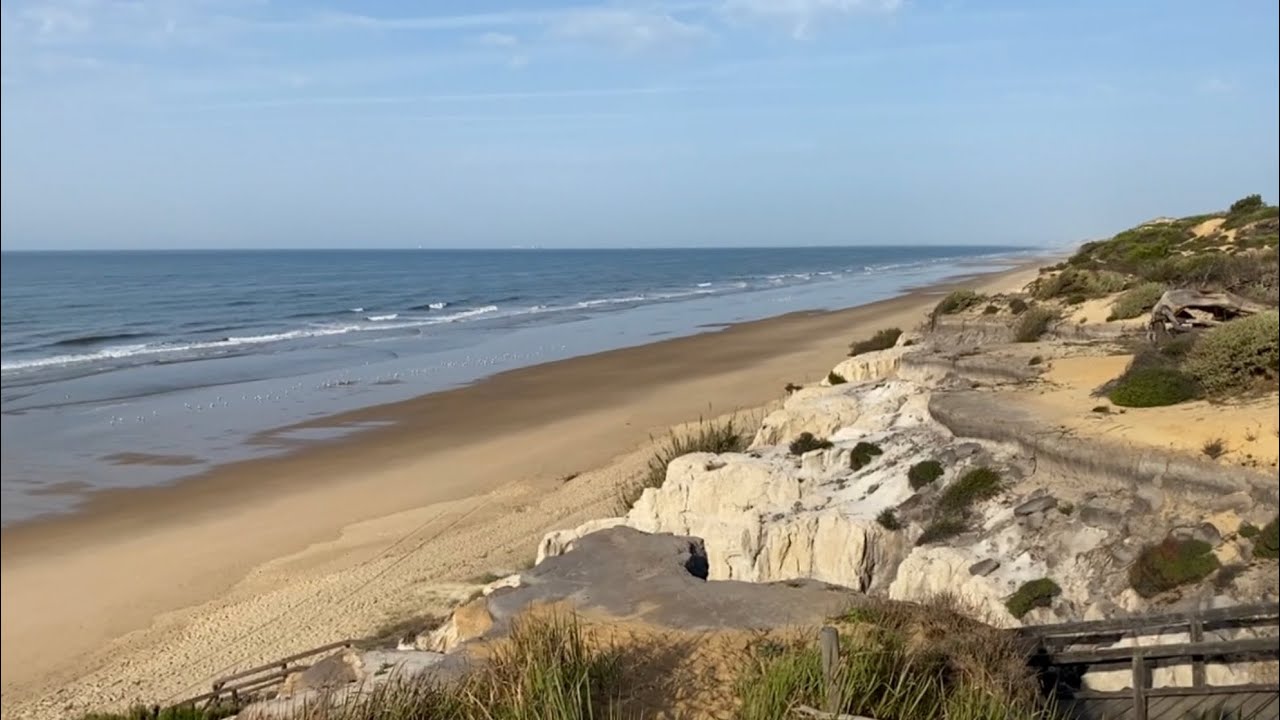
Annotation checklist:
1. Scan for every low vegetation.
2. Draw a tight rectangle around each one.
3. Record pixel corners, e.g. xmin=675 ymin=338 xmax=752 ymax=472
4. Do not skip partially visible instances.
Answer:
xmin=849 ymin=327 xmax=903 ymax=356
xmin=1182 ymin=311 xmax=1280 ymax=395
xmin=1012 ymin=307 xmax=1057 ymax=343
xmin=1200 ymin=437 xmax=1227 ymax=459
xmin=1005 ymin=579 xmax=1061 ymax=619
xmin=1008 ymin=297 xmax=1029 ymax=315
xmin=876 ymin=508 xmax=902 ymax=531
xmin=827 ymin=370 xmax=848 ymax=385
xmin=1032 ymin=268 xmax=1128 ymax=304
xmin=619 ymin=416 xmax=744 ymax=511
xmin=848 ymin=440 xmax=883 ymax=471
xmin=916 ymin=517 xmax=968 ymax=546
xmin=741 ymin=599 xmax=1056 ymax=720
xmin=789 ymin=432 xmax=833 ymax=455
xmin=1107 ymin=366 xmax=1200 ymax=407
xmin=1107 ymin=282 xmax=1165 ymax=321
xmin=1129 ymin=537 xmax=1220 ymax=598
xmin=1027 ymin=355 xmax=1043 ymax=366
xmin=934 ymin=289 xmax=985 ymax=316
xmin=936 ymin=467 xmax=1004 ymax=516
xmin=1256 ymin=516 xmax=1280 ymax=560
xmin=907 ymin=460 xmax=944 ymax=490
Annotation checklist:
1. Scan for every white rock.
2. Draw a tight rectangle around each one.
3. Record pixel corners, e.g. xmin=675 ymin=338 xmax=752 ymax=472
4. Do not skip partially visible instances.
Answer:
xmin=888 ymin=546 xmax=1020 ymax=628
xmin=753 ymin=512 xmax=905 ymax=591
xmin=752 ymin=386 xmax=863 ymax=448
xmin=536 ymin=517 xmax=627 ymax=565
xmin=825 ymin=347 xmax=906 ymax=385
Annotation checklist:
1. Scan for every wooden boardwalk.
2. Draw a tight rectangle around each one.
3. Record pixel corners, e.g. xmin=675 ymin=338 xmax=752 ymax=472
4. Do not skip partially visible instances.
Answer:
xmin=1019 ymin=602 xmax=1280 ymax=720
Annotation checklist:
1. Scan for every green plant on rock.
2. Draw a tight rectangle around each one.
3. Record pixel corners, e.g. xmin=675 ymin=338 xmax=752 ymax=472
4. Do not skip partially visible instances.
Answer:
xmin=934 ymin=289 xmax=986 ymax=316
xmin=827 ymin=370 xmax=848 ymax=385
xmin=1255 ymin=516 xmax=1279 ymax=560
xmin=907 ymin=460 xmax=944 ymax=490
xmin=1107 ymin=366 xmax=1201 ymax=407
xmin=876 ymin=508 xmax=902 ymax=531
xmin=1008 ymin=297 xmax=1029 ymax=315
xmin=849 ymin=327 xmax=903 ymax=356
xmin=1107 ymin=282 xmax=1165 ymax=321
xmin=1013 ymin=307 xmax=1058 ymax=343
xmin=848 ymin=441 xmax=883 ymax=471
xmin=917 ymin=517 xmax=968 ymax=545
xmin=1182 ymin=312 xmax=1280 ymax=396
xmin=619 ymin=415 xmax=745 ymax=511
xmin=1129 ymin=537 xmax=1221 ymax=598
xmin=936 ymin=467 xmax=1003 ymax=516
xmin=1005 ymin=579 xmax=1061 ymax=619
xmin=789 ymin=432 xmax=834 ymax=455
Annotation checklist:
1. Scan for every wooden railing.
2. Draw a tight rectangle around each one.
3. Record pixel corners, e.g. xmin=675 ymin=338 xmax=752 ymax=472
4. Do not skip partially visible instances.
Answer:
xmin=1019 ymin=602 xmax=1280 ymax=720
xmin=182 ymin=639 xmax=355 ymax=709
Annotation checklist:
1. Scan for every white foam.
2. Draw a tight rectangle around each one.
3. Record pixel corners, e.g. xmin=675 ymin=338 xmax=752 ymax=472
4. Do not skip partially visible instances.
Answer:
xmin=367 ymin=313 xmax=399 ymax=321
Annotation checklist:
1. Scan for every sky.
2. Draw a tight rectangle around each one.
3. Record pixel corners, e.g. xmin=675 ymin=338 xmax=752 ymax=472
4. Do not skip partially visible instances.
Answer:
xmin=1 ymin=0 xmax=1277 ymax=250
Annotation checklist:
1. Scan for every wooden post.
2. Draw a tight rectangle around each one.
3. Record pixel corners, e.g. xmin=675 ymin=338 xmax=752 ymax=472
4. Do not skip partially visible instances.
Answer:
xmin=1132 ymin=651 xmax=1148 ymax=720
xmin=819 ymin=626 xmax=840 ymax=713
xmin=1188 ymin=616 xmax=1206 ymax=687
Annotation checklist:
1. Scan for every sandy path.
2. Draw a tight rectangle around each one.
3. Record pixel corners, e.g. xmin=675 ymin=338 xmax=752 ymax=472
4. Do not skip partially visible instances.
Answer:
xmin=0 ymin=264 xmax=1039 ymax=718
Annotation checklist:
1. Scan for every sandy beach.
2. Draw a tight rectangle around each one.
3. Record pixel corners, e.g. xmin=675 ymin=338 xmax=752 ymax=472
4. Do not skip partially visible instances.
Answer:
xmin=0 ymin=262 xmax=1041 ymax=718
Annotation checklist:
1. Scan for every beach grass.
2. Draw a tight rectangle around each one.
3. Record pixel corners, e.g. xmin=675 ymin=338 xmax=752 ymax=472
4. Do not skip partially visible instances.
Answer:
xmin=617 ymin=415 xmax=745 ymax=512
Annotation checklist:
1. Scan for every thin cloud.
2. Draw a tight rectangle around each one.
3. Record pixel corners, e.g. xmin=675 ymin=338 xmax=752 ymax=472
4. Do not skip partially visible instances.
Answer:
xmin=722 ymin=0 xmax=902 ymax=38
xmin=477 ymin=31 xmax=520 ymax=47
xmin=186 ymin=85 xmax=703 ymax=111
xmin=551 ymin=7 xmax=709 ymax=53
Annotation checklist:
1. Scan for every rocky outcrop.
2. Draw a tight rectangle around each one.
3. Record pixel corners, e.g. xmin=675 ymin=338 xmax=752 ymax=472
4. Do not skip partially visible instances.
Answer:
xmin=536 ymin=517 xmax=627 ymax=565
xmin=752 ymin=385 xmax=864 ymax=448
xmin=824 ymin=346 xmax=906 ymax=385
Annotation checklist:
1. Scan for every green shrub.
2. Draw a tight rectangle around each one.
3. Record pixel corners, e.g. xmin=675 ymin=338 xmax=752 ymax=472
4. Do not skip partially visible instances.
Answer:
xmin=1129 ymin=538 xmax=1220 ymax=598
xmin=1229 ymin=194 xmax=1265 ymax=214
xmin=907 ymin=460 xmax=944 ymax=490
xmin=849 ymin=327 xmax=903 ymax=356
xmin=1033 ymin=268 xmax=1128 ymax=301
xmin=1255 ymin=516 xmax=1279 ymax=560
xmin=917 ymin=517 xmax=968 ymax=545
xmin=619 ymin=416 xmax=744 ymax=510
xmin=1239 ymin=522 xmax=1260 ymax=539
xmin=876 ymin=508 xmax=902 ymax=531
xmin=1008 ymin=297 xmax=1029 ymax=315
xmin=934 ymin=289 xmax=985 ymax=316
xmin=1107 ymin=366 xmax=1200 ymax=407
xmin=1028 ymin=355 xmax=1043 ymax=366
xmin=1107 ymin=282 xmax=1165 ymax=321
xmin=848 ymin=441 xmax=883 ymax=471
xmin=937 ymin=467 xmax=1003 ymax=515
xmin=827 ymin=370 xmax=848 ymax=385
xmin=790 ymin=432 xmax=833 ymax=455
xmin=983 ymin=304 xmax=999 ymax=315
xmin=1005 ymin=578 xmax=1062 ymax=619
xmin=1013 ymin=307 xmax=1058 ymax=342
xmin=1182 ymin=312 xmax=1280 ymax=395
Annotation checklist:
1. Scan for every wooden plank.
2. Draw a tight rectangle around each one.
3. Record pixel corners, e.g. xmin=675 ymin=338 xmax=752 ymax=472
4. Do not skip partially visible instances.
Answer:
xmin=211 ymin=639 xmax=353 ymax=688
xmin=1132 ymin=652 xmax=1147 ymax=720
xmin=1070 ymin=683 xmax=1280 ymax=699
xmin=1018 ymin=602 xmax=1279 ymax=640
xmin=1189 ymin=616 xmax=1206 ymax=688
xmin=819 ymin=626 xmax=840 ymax=713
xmin=1031 ymin=636 xmax=1279 ymax=665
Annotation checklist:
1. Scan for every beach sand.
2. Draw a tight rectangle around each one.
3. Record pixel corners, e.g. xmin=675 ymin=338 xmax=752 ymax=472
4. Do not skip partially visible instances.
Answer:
xmin=0 ymin=263 xmax=1041 ymax=718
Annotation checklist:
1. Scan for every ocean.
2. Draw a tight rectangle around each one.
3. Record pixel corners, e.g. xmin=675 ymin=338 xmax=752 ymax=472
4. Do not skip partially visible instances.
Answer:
xmin=1 ymin=247 xmax=1024 ymax=525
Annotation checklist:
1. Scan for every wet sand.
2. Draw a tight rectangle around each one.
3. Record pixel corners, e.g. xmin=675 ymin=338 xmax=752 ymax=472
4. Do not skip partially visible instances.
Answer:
xmin=0 ymin=262 xmax=1042 ymax=718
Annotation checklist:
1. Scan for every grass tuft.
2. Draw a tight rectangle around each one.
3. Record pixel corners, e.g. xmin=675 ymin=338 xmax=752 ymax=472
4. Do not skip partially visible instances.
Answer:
xmin=827 ymin=370 xmax=848 ymax=385
xmin=936 ymin=467 xmax=1003 ymax=516
xmin=1129 ymin=537 xmax=1220 ymax=598
xmin=1012 ymin=307 xmax=1058 ymax=343
xmin=1201 ymin=437 xmax=1227 ymax=459
xmin=876 ymin=508 xmax=903 ymax=531
xmin=849 ymin=327 xmax=903 ymax=356
xmin=1005 ymin=579 xmax=1061 ymax=619
xmin=934 ymin=290 xmax=986 ymax=316
xmin=1107 ymin=282 xmax=1165 ymax=321
xmin=916 ymin=517 xmax=968 ymax=546
xmin=789 ymin=432 xmax=834 ymax=456
xmin=907 ymin=460 xmax=944 ymax=490
xmin=1255 ymin=516 xmax=1280 ymax=560
xmin=618 ymin=416 xmax=744 ymax=511
xmin=848 ymin=441 xmax=883 ymax=471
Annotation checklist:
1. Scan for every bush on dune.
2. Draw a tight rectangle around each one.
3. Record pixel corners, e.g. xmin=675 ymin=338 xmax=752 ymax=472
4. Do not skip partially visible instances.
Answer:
xmin=907 ymin=460 xmax=944 ymax=490
xmin=1182 ymin=312 xmax=1280 ymax=395
xmin=619 ymin=416 xmax=744 ymax=511
xmin=848 ymin=327 xmax=903 ymax=356
xmin=1013 ymin=307 xmax=1058 ymax=342
xmin=1005 ymin=579 xmax=1061 ymax=619
xmin=934 ymin=289 xmax=985 ymax=316
xmin=789 ymin=432 xmax=833 ymax=455
xmin=1107 ymin=282 xmax=1165 ymax=321
xmin=1107 ymin=366 xmax=1200 ymax=407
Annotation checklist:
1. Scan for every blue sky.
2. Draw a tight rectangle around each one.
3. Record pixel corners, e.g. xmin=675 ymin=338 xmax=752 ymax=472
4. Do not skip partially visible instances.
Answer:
xmin=1 ymin=0 xmax=1277 ymax=249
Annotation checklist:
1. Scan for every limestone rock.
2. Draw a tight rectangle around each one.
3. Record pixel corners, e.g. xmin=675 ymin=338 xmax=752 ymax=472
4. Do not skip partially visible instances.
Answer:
xmin=279 ymin=649 xmax=364 ymax=696
xmin=888 ymin=546 xmax=1020 ymax=628
xmin=969 ymin=559 xmax=1000 ymax=577
xmin=1014 ymin=496 xmax=1057 ymax=516
xmin=826 ymin=347 xmax=905 ymax=386
xmin=537 ymin=517 xmax=627 ymax=565
xmin=420 ymin=596 xmax=494 ymax=653
xmin=752 ymin=386 xmax=862 ymax=448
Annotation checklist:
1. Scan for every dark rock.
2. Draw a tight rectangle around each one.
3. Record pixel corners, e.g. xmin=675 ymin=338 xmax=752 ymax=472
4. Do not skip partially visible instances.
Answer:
xmin=1015 ymin=496 xmax=1058 ymax=516
xmin=1079 ymin=503 xmax=1125 ymax=530
xmin=969 ymin=559 xmax=1000 ymax=577
xmin=1171 ymin=523 xmax=1222 ymax=546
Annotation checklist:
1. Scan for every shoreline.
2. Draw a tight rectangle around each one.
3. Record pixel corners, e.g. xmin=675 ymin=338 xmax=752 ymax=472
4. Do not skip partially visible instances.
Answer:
xmin=0 ymin=259 xmax=1045 ymax=714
